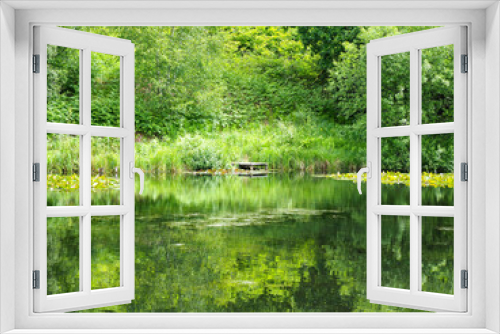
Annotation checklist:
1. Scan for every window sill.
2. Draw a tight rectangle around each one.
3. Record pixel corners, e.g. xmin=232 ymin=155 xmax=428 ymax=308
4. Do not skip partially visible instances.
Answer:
xmin=4 ymin=330 xmax=497 ymax=334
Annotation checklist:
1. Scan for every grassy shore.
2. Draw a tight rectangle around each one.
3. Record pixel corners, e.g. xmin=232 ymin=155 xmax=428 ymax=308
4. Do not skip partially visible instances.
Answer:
xmin=48 ymin=120 xmax=366 ymax=175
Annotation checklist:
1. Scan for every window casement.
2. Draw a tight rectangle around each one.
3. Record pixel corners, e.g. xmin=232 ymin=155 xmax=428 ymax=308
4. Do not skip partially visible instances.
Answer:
xmin=33 ymin=26 xmax=138 ymax=312
xmin=363 ymin=26 xmax=468 ymax=312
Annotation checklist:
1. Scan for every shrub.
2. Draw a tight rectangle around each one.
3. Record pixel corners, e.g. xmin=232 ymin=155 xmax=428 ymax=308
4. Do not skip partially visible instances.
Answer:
xmin=179 ymin=135 xmax=226 ymax=170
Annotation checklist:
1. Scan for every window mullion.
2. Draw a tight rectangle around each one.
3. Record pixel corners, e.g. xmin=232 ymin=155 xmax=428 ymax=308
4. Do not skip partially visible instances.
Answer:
xmin=374 ymin=123 xmax=455 ymax=138
xmin=90 ymin=126 xmax=129 ymax=138
xmin=409 ymin=47 xmax=420 ymax=294
xmin=373 ymin=205 xmax=454 ymax=217
xmin=82 ymin=214 xmax=91 ymax=293
xmin=413 ymin=123 xmax=454 ymax=135
xmin=82 ymin=47 xmax=92 ymax=294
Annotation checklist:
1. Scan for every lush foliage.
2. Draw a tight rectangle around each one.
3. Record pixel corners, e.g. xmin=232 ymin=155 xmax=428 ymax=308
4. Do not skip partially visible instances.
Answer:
xmin=47 ymin=26 xmax=454 ymax=172
xmin=328 ymin=26 xmax=454 ymax=172
xmin=45 ymin=26 xmax=457 ymax=313
xmin=295 ymin=26 xmax=361 ymax=83
xmin=47 ymin=118 xmax=340 ymax=173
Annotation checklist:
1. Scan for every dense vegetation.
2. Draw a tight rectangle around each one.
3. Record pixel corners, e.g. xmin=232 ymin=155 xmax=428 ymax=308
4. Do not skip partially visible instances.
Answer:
xmin=47 ymin=26 xmax=454 ymax=173
xmin=45 ymin=27 xmax=457 ymax=313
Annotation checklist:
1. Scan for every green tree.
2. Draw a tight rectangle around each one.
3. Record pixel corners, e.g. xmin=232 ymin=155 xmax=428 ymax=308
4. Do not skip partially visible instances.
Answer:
xmin=295 ymin=26 xmax=361 ymax=83
xmin=220 ymin=26 xmax=327 ymax=123
xmin=328 ymin=26 xmax=453 ymax=172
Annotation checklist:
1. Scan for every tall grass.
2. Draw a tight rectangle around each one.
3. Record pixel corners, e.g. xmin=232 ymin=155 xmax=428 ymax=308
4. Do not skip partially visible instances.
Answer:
xmin=48 ymin=117 xmax=365 ymax=174
xmin=137 ymin=122 xmax=338 ymax=173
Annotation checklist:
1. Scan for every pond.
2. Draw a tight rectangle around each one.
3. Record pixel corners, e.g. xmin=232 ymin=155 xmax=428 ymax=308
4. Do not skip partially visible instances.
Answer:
xmin=47 ymin=173 xmax=454 ymax=312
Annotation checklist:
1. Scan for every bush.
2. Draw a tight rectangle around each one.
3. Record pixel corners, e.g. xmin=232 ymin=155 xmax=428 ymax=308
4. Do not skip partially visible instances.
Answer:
xmin=179 ymin=135 xmax=227 ymax=170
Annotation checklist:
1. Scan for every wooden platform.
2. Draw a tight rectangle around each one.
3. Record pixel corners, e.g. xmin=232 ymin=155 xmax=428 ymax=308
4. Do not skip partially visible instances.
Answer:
xmin=183 ymin=170 xmax=270 ymax=177
xmin=232 ymin=162 xmax=269 ymax=171
xmin=236 ymin=172 xmax=269 ymax=177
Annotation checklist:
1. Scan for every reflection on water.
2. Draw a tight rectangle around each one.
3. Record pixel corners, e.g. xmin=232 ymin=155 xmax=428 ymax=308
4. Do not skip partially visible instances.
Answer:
xmin=47 ymin=173 xmax=453 ymax=312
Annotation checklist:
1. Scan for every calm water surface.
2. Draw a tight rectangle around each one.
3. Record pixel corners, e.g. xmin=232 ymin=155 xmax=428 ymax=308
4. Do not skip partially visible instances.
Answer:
xmin=47 ymin=173 xmax=453 ymax=312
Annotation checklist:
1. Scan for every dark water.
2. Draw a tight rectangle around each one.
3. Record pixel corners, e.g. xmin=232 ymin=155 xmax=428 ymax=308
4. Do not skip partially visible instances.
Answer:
xmin=47 ymin=173 xmax=454 ymax=312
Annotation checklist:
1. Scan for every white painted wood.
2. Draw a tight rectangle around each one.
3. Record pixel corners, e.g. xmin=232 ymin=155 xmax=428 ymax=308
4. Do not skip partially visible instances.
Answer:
xmin=46 ymin=206 xmax=129 ymax=217
xmin=78 ymin=47 xmax=85 ymax=294
xmin=46 ymin=123 xmax=130 ymax=138
xmin=485 ymin=3 xmax=500 ymax=333
xmin=366 ymin=26 xmax=467 ymax=312
xmin=3 ymin=0 xmax=497 ymax=10
xmin=412 ymin=206 xmax=455 ymax=217
xmin=1 ymin=329 xmax=498 ymax=334
xmin=366 ymin=40 xmax=379 ymax=312
xmin=122 ymin=31 xmax=135 ymax=299
xmin=82 ymin=45 xmax=92 ymax=298
xmin=412 ymin=123 xmax=455 ymax=135
xmin=372 ymin=126 xmax=411 ymax=138
xmin=372 ymin=206 xmax=455 ymax=217
xmin=39 ymin=26 xmax=132 ymax=57
xmin=33 ymin=26 xmax=135 ymax=313
xmin=11 ymin=6 xmax=487 ymax=332
xmin=33 ymin=24 xmax=49 ymax=314
xmin=409 ymin=46 xmax=420 ymax=295
xmin=0 ymin=2 xmax=17 ymax=333
xmin=453 ymin=25 xmax=469 ymax=314
xmin=368 ymin=26 xmax=465 ymax=57
xmin=373 ymin=123 xmax=455 ymax=138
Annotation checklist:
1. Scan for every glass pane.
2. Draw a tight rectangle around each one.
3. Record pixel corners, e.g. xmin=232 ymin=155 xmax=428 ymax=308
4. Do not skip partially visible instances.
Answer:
xmin=381 ymin=136 xmax=410 ymax=205
xmin=91 ymin=52 xmax=121 ymax=127
xmin=381 ymin=52 xmax=410 ymax=127
xmin=421 ymin=217 xmax=454 ymax=294
xmin=381 ymin=215 xmax=410 ymax=290
xmin=47 ymin=133 xmax=80 ymax=206
xmin=91 ymin=216 xmax=121 ymax=290
xmin=47 ymin=217 xmax=80 ymax=295
xmin=47 ymin=45 xmax=80 ymax=124
xmin=421 ymin=45 xmax=454 ymax=124
xmin=91 ymin=137 xmax=121 ymax=205
xmin=421 ymin=134 xmax=454 ymax=206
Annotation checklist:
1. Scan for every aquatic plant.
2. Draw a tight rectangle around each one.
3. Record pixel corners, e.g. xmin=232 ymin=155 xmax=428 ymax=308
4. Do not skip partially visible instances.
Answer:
xmin=47 ymin=174 xmax=120 ymax=191
xmin=326 ymin=171 xmax=454 ymax=188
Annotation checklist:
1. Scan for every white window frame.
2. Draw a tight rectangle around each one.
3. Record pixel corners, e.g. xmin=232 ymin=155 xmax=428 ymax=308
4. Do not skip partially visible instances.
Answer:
xmin=33 ymin=26 xmax=136 ymax=313
xmin=366 ymin=26 xmax=468 ymax=312
xmin=1 ymin=1 xmax=499 ymax=333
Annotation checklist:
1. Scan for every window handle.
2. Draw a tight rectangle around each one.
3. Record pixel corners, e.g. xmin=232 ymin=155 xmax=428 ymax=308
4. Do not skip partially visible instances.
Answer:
xmin=357 ymin=162 xmax=372 ymax=195
xmin=129 ymin=161 xmax=145 ymax=195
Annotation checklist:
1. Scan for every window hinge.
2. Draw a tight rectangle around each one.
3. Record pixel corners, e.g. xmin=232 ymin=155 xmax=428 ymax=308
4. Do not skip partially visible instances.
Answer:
xmin=33 ymin=163 xmax=40 ymax=182
xmin=33 ymin=54 xmax=40 ymax=73
xmin=33 ymin=270 xmax=40 ymax=289
xmin=461 ymin=270 xmax=468 ymax=289
xmin=461 ymin=162 xmax=468 ymax=182
xmin=461 ymin=54 xmax=468 ymax=73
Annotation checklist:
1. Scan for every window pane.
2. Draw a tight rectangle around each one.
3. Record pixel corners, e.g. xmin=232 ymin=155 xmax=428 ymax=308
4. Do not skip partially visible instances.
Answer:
xmin=47 ymin=217 xmax=80 ymax=295
xmin=91 ymin=137 xmax=121 ymax=205
xmin=91 ymin=216 xmax=121 ymax=290
xmin=421 ymin=45 xmax=454 ymax=124
xmin=47 ymin=133 xmax=80 ymax=206
xmin=91 ymin=52 xmax=121 ymax=127
xmin=47 ymin=45 xmax=80 ymax=124
xmin=381 ymin=215 xmax=410 ymax=290
xmin=381 ymin=52 xmax=410 ymax=127
xmin=381 ymin=136 xmax=410 ymax=205
xmin=421 ymin=217 xmax=454 ymax=295
xmin=421 ymin=134 xmax=454 ymax=206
